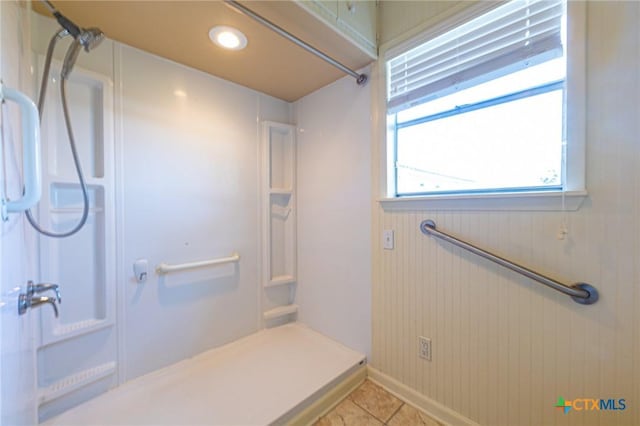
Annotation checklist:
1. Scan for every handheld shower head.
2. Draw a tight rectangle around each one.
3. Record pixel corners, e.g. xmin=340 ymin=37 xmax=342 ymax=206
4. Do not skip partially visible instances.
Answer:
xmin=60 ymin=28 xmax=104 ymax=80
xmin=61 ymin=39 xmax=81 ymax=80
xmin=78 ymin=27 xmax=105 ymax=52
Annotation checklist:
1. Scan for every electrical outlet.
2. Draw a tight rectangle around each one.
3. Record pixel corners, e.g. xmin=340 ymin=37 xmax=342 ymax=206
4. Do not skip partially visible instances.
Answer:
xmin=418 ymin=336 xmax=431 ymax=361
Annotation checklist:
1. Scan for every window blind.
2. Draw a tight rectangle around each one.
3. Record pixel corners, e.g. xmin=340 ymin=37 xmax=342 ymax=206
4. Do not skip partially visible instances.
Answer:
xmin=387 ymin=0 xmax=565 ymax=112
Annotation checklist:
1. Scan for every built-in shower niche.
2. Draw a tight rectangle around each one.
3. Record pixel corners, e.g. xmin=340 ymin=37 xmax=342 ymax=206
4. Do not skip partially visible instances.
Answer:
xmin=266 ymin=124 xmax=296 ymax=286
xmin=40 ymin=183 xmax=112 ymax=345
xmin=269 ymin=194 xmax=295 ymax=284
xmin=36 ymin=58 xmax=115 ymax=347
xmin=34 ymin=35 xmax=116 ymax=420
xmin=269 ymin=126 xmax=294 ymax=191
xmin=40 ymin=57 xmax=107 ymax=180
xmin=261 ymin=122 xmax=298 ymax=325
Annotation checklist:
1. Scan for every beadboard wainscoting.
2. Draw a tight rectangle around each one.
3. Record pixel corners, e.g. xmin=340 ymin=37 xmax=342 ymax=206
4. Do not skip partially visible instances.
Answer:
xmin=371 ymin=2 xmax=640 ymax=425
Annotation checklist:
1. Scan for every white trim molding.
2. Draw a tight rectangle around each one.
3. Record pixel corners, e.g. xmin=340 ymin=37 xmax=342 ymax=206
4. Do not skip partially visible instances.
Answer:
xmin=367 ymin=366 xmax=479 ymax=426
xmin=379 ymin=190 xmax=587 ymax=212
xmin=378 ymin=1 xmax=587 ymax=210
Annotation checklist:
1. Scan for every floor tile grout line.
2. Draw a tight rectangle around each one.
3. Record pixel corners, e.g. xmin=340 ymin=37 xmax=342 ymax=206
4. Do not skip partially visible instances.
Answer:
xmin=315 ymin=379 xmax=442 ymax=426
xmin=384 ymin=401 xmax=406 ymax=425
xmin=347 ymin=394 xmax=381 ymax=423
xmin=348 ymin=393 xmax=404 ymax=424
xmin=324 ymin=395 xmax=388 ymax=425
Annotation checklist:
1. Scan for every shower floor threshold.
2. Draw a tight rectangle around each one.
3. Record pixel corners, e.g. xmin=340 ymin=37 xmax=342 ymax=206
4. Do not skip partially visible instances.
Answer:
xmin=44 ymin=323 xmax=366 ymax=425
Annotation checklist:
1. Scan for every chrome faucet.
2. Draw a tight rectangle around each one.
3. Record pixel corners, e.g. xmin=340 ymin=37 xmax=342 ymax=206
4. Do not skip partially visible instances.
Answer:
xmin=33 ymin=283 xmax=62 ymax=303
xmin=18 ymin=281 xmax=61 ymax=317
xmin=24 ymin=295 xmax=59 ymax=317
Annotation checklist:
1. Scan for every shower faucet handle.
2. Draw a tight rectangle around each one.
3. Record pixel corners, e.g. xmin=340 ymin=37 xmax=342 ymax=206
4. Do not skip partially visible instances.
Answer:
xmin=32 ymin=282 xmax=62 ymax=303
xmin=18 ymin=281 xmax=61 ymax=317
xmin=26 ymin=296 xmax=59 ymax=318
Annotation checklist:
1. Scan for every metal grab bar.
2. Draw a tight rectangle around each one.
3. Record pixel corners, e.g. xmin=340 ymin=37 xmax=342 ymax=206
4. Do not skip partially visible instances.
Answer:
xmin=156 ymin=252 xmax=240 ymax=275
xmin=420 ymin=220 xmax=599 ymax=305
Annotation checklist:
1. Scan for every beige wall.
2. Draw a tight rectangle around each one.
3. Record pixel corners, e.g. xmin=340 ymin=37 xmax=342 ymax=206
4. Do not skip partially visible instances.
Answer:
xmin=379 ymin=0 xmax=470 ymax=46
xmin=372 ymin=1 xmax=640 ymax=425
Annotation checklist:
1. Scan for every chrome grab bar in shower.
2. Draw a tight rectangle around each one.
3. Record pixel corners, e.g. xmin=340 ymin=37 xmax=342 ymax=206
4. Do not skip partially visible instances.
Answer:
xmin=419 ymin=220 xmax=599 ymax=305
xmin=156 ymin=252 xmax=240 ymax=275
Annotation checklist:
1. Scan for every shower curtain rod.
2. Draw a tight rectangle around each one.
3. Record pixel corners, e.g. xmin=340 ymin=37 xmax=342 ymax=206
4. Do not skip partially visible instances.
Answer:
xmin=224 ymin=0 xmax=368 ymax=86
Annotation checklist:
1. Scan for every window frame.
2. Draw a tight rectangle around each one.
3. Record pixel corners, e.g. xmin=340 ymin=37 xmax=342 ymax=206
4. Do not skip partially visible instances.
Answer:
xmin=377 ymin=0 xmax=586 ymax=211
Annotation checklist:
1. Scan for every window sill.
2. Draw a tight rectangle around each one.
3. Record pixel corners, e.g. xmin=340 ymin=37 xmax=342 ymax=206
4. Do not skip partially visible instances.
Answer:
xmin=379 ymin=190 xmax=588 ymax=211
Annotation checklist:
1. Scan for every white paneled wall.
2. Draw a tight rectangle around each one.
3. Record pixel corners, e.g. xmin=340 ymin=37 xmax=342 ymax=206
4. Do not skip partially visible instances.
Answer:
xmin=1 ymin=2 xmax=38 ymax=424
xmin=117 ymin=43 xmax=289 ymax=380
xmin=372 ymin=2 xmax=640 ymax=425
xmin=295 ymin=70 xmax=372 ymax=358
xmin=32 ymin=14 xmax=120 ymax=422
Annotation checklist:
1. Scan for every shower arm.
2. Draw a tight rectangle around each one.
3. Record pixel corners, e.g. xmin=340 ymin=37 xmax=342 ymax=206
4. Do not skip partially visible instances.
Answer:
xmin=41 ymin=0 xmax=81 ymax=39
xmin=224 ymin=0 xmax=368 ymax=86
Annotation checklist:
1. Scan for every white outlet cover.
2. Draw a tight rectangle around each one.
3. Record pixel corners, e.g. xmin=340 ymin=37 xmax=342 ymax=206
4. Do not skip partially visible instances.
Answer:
xmin=383 ymin=230 xmax=394 ymax=250
xmin=419 ymin=336 xmax=431 ymax=361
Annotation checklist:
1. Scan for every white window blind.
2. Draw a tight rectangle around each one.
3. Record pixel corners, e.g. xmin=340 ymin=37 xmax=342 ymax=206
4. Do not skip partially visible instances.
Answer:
xmin=387 ymin=0 xmax=565 ymax=112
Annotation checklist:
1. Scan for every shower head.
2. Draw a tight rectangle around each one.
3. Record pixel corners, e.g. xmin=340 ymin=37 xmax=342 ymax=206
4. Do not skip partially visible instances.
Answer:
xmin=60 ymin=28 xmax=104 ymax=80
xmin=78 ymin=27 xmax=105 ymax=52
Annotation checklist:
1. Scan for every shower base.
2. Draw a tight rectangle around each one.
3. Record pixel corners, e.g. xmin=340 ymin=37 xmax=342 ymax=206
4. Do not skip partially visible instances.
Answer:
xmin=44 ymin=323 xmax=366 ymax=425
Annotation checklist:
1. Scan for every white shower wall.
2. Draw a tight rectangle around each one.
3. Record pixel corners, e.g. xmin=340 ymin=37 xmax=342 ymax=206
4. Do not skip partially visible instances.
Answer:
xmin=1 ymin=2 xmax=38 ymax=424
xmin=32 ymin=12 xmax=291 ymax=418
xmin=294 ymin=71 xmax=372 ymax=359
xmin=118 ymin=44 xmax=290 ymax=380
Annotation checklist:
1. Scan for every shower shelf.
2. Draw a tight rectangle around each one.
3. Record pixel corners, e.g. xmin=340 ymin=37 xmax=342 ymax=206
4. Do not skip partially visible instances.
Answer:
xmin=263 ymin=304 xmax=299 ymax=320
xmin=39 ymin=361 xmax=116 ymax=404
xmin=47 ymin=177 xmax=106 ymax=185
xmin=265 ymin=275 xmax=296 ymax=287
xmin=49 ymin=207 xmax=104 ymax=214
xmin=261 ymin=121 xmax=297 ymax=327
xmin=270 ymin=188 xmax=293 ymax=195
xmin=45 ymin=318 xmax=113 ymax=347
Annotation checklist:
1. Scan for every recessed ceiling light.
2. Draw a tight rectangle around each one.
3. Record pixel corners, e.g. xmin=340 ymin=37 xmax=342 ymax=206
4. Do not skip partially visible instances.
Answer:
xmin=209 ymin=26 xmax=247 ymax=50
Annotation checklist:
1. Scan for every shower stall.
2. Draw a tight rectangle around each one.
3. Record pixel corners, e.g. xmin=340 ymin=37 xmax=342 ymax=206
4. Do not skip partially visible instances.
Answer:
xmin=1 ymin=1 xmax=372 ymax=424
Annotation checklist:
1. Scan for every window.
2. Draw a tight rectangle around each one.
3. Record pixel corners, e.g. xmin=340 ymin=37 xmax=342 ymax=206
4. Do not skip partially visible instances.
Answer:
xmin=385 ymin=0 xmax=582 ymax=199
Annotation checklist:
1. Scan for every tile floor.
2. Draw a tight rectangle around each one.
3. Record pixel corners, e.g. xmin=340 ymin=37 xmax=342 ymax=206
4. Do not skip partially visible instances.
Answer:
xmin=314 ymin=380 xmax=442 ymax=426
